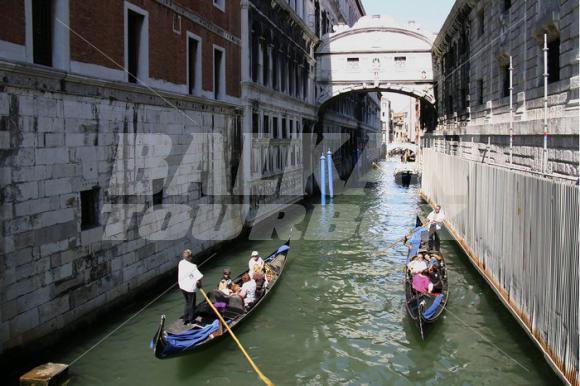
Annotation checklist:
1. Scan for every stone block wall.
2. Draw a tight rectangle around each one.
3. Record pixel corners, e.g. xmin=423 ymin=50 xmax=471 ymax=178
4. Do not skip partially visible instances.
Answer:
xmin=0 ymin=63 xmax=244 ymax=353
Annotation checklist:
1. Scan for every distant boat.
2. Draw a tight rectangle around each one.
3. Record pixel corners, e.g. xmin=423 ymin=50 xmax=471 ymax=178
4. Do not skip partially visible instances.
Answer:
xmin=403 ymin=217 xmax=448 ymax=339
xmin=394 ymin=165 xmax=421 ymax=185
xmin=152 ymin=241 xmax=290 ymax=359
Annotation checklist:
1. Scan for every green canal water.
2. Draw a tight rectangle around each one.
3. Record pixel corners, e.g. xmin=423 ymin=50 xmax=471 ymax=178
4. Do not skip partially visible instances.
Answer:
xmin=55 ymin=160 xmax=560 ymax=385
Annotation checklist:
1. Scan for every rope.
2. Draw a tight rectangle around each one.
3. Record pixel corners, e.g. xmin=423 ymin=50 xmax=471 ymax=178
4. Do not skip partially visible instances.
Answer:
xmin=69 ymin=252 xmax=216 ymax=365
xmin=199 ymin=288 xmax=274 ymax=386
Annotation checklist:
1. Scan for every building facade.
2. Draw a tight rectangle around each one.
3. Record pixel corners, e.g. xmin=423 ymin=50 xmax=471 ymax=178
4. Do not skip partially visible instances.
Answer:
xmin=430 ymin=0 xmax=579 ymax=179
xmin=0 ymin=0 xmax=244 ymax=355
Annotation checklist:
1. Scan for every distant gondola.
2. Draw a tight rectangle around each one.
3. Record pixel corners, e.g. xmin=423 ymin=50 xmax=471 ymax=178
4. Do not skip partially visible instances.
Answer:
xmin=151 ymin=241 xmax=290 ymax=359
xmin=403 ymin=217 xmax=448 ymax=339
xmin=394 ymin=166 xmax=421 ymax=185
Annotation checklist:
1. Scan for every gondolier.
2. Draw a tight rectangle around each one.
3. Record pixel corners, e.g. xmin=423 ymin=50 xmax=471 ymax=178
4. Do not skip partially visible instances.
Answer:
xmin=427 ymin=205 xmax=445 ymax=251
xmin=178 ymin=249 xmax=203 ymax=325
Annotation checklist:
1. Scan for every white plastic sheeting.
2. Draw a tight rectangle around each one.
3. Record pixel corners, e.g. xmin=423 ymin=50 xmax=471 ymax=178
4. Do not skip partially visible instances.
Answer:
xmin=421 ymin=149 xmax=579 ymax=385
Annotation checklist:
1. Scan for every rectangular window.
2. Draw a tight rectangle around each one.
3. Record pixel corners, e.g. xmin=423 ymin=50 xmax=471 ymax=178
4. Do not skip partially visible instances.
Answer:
xmin=394 ymin=56 xmax=407 ymax=63
xmin=213 ymin=47 xmax=224 ymax=99
xmin=152 ymin=179 xmax=164 ymax=206
xmin=501 ymin=63 xmax=510 ymax=97
xmin=213 ymin=0 xmax=225 ymax=12
xmin=504 ymin=0 xmax=512 ymax=11
xmin=548 ymin=38 xmax=560 ymax=83
xmin=127 ymin=9 xmax=145 ymax=83
xmin=289 ymin=120 xmax=294 ymax=139
xmin=273 ymin=117 xmax=279 ymax=138
xmin=478 ymin=79 xmax=484 ymax=104
xmin=32 ymin=0 xmax=53 ymax=66
xmin=282 ymin=118 xmax=287 ymax=139
xmin=187 ymin=36 xmax=200 ymax=95
xmin=263 ymin=115 xmax=269 ymax=138
xmin=252 ymin=113 xmax=259 ymax=135
xmin=80 ymin=187 xmax=100 ymax=230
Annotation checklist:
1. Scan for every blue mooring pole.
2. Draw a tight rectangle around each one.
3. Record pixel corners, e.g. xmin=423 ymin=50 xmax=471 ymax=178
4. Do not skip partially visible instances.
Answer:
xmin=320 ymin=153 xmax=326 ymax=206
xmin=327 ymin=149 xmax=334 ymax=199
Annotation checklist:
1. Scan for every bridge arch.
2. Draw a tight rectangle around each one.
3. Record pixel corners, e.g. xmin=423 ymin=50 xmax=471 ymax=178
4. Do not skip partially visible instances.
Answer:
xmin=315 ymin=16 xmax=435 ymax=107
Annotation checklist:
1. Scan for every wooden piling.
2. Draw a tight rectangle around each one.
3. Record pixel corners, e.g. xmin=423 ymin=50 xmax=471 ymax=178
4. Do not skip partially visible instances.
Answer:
xmin=20 ymin=363 xmax=69 ymax=386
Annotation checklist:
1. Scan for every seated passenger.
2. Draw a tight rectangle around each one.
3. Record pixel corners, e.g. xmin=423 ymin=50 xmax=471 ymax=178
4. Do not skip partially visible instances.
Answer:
xmin=253 ymin=272 xmax=268 ymax=299
xmin=411 ymin=273 xmax=430 ymax=293
xmin=407 ymin=253 xmax=428 ymax=275
xmin=217 ymin=268 xmax=233 ymax=295
xmin=238 ymin=272 xmax=257 ymax=307
xmin=248 ymin=251 xmax=265 ymax=279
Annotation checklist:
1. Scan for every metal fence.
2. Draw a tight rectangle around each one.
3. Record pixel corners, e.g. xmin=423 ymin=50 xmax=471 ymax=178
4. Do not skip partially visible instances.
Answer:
xmin=421 ymin=149 xmax=579 ymax=386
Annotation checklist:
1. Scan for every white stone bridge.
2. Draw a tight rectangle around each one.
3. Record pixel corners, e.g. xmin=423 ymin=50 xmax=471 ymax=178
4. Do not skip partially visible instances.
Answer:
xmin=315 ymin=15 xmax=435 ymax=109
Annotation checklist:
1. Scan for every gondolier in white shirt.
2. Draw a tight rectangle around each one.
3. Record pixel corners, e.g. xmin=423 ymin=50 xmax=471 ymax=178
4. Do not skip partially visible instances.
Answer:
xmin=178 ymin=249 xmax=203 ymax=325
xmin=427 ymin=205 xmax=445 ymax=251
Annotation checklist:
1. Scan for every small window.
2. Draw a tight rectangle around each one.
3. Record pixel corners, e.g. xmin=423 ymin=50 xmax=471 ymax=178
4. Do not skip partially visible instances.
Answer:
xmin=127 ymin=9 xmax=146 ymax=83
xmin=347 ymin=57 xmax=359 ymax=62
xmin=504 ymin=0 xmax=512 ymax=11
xmin=152 ymin=179 xmax=164 ymax=206
xmin=478 ymin=10 xmax=485 ymax=37
xmin=282 ymin=118 xmax=287 ymax=139
xmin=547 ymin=38 xmax=560 ymax=83
xmin=252 ymin=113 xmax=259 ymax=135
xmin=32 ymin=0 xmax=53 ymax=66
xmin=289 ymin=120 xmax=294 ymax=139
xmin=213 ymin=0 xmax=225 ymax=12
xmin=213 ymin=48 xmax=225 ymax=99
xmin=394 ymin=56 xmax=407 ymax=63
xmin=187 ymin=36 xmax=200 ymax=95
xmin=501 ymin=63 xmax=510 ymax=97
xmin=81 ymin=187 xmax=100 ymax=230
xmin=172 ymin=14 xmax=181 ymax=34
xmin=273 ymin=117 xmax=279 ymax=138
xmin=478 ymin=79 xmax=484 ymax=104
xmin=263 ymin=115 xmax=269 ymax=138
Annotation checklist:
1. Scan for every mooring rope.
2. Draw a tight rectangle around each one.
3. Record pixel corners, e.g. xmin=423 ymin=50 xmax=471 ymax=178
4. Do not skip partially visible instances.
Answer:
xmin=199 ymin=288 xmax=274 ymax=386
xmin=69 ymin=252 xmax=217 ymax=366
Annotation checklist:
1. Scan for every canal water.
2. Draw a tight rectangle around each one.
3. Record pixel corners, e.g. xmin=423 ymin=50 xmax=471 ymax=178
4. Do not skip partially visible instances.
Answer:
xmin=55 ymin=160 xmax=560 ymax=385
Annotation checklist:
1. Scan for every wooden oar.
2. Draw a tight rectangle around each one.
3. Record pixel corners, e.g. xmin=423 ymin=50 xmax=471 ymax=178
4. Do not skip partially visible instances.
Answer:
xmin=375 ymin=217 xmax=428 ymax=256
xmin=199 ymin=288 xmax=274 ymax=386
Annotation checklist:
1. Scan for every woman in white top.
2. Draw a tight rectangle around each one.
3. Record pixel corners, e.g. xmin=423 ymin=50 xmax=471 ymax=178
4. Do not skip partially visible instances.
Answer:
xmin=238 ymin=272 xmax=257 ymax=307
xmin=178 ymin=249 xmax=203 ymax=325
xmin=407 ymin=253 xmax=428 ymax=275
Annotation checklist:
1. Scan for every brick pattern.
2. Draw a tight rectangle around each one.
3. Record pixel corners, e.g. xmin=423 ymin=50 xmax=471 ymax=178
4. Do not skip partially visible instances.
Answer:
xmin=0 ymin=70 xmax=243 ymax=352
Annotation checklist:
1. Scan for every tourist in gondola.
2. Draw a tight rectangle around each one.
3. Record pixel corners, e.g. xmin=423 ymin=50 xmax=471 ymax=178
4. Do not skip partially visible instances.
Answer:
xmin=178 ymin=249 xmax=203 ymax=325
xmin=248 ymin=250 xmax=264 ymax=279
xmin=408 ymin=253 xmax=429 ymax=274
xmin=238 ymin=272 xmax=257 ymax=308
xmin=217 ymin=267 xmax=233 ymax=295
xmin=427 ymin=205 xmax=445 ymax=250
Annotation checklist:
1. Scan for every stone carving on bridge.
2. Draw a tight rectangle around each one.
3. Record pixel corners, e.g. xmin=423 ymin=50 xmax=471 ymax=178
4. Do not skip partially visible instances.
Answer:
xmin=315 ymin=15 xmax=435 ymax=107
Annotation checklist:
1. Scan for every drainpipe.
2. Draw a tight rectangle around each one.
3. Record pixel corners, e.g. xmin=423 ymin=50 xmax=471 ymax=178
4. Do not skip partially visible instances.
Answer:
xmin=509 ymin=55 xmax=514 ymax=165
xmin=542 ymin=34 xmax=549 ymax=173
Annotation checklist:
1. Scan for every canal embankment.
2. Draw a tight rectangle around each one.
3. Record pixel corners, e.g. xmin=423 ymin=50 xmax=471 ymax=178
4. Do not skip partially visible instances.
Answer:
xmin=421 ymin=148 xmax=579 ymax=386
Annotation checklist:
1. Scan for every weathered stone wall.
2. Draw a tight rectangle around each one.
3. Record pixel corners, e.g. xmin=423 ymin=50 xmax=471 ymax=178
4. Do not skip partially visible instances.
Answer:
xmin=430 ymin=0 xmax=579 ymax=179
xmin=0 ymin=63 xmax=244 ymax=353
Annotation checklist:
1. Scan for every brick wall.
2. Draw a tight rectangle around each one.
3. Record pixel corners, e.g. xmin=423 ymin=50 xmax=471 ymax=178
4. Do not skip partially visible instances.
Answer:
xmin=0 ymin=0 xmax=25 ymax=45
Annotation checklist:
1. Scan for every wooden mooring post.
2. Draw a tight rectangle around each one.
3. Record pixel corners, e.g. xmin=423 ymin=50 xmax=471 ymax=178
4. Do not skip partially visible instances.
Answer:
xmin=20 ymin=363 xmax=69 ymax=386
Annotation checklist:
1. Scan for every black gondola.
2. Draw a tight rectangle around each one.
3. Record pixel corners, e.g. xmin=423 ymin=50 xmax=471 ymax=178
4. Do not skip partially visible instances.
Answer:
xmin=403 ymin=217 xmax=448 ymax=339
xmin=152 ymin=240 xmax=290 ymax=358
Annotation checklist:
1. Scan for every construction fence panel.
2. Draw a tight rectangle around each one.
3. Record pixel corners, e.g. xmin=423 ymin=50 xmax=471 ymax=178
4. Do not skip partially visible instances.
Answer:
xmin=421 ymin=149 xmax=579 ymax=385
